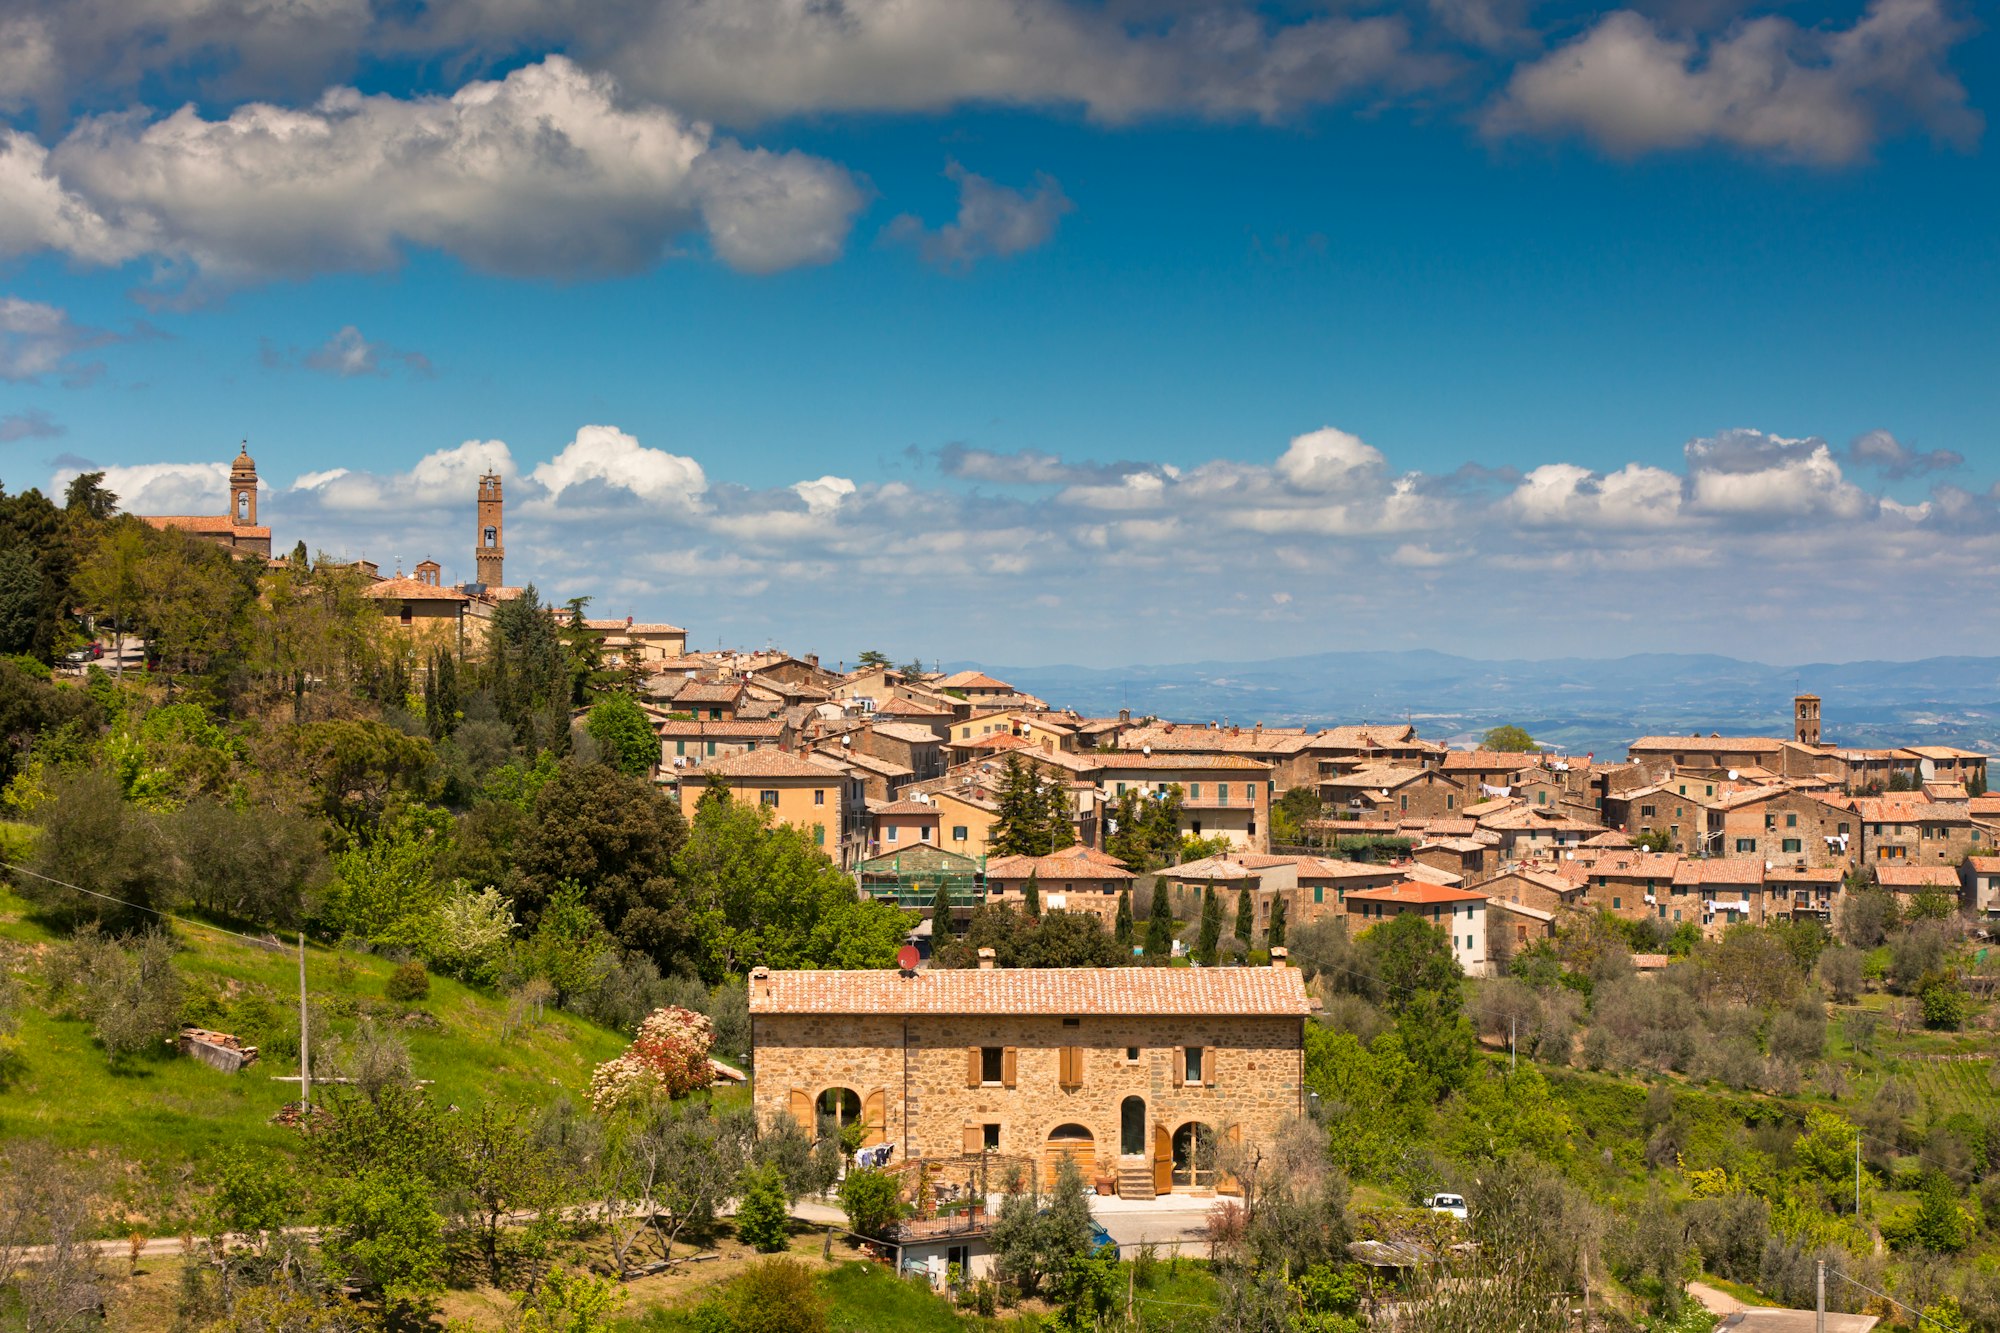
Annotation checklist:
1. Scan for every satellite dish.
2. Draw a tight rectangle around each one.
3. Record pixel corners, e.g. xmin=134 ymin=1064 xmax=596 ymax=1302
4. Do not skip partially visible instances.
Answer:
xmin=895 ymin=944 xmax=921 ymax=973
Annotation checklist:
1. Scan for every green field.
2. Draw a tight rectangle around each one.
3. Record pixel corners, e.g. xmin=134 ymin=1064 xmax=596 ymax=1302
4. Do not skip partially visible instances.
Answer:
xmin=0 ymin=887 xmax=630 ymax=1226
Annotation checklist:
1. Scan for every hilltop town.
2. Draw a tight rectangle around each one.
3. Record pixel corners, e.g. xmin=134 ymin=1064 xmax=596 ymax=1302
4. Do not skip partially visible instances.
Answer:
xmin=0 ymin=457 xmax=1993 ymax=1333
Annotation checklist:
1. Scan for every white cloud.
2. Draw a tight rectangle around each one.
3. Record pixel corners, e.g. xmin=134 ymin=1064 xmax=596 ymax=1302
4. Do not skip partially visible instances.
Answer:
xmin=0 ymin=296 xmax=117 ymax=383
xmin=1274 ymin=427 xmax=1386 ymax=492
xmin=1506 ymin=460 xmax=1683 ymax=527
xmin=0 ymin=57 xmax=864 ymax=283
xmin=791 ymin=475 xmax=856 ymax=515
xmin=55 ymin=460 xmax=228 ymax=515
xmin=1846 ymin=428 xmax=1962 ymax=479
xmin=530 ymin=424 xmax=708 ymax=508
xmin=885 ymin=162 xmax=1072 ymax=269
xmin=1484 ymin=0 xmax=1980 ymax=164
xmin=292 ymin=325 xmax=434 ymax=378
xmin=1684 ymin=429 xmax=1870 ymax=518
xmin=1058 ymin=472 xmax=1172 ymax=511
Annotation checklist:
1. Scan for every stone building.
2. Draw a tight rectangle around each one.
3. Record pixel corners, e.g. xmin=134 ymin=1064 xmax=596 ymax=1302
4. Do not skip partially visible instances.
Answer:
xmin=139 ymin=445 xmax=273 ymax=559
xmin=748 ymin=962 xmax=1311 ymax=1198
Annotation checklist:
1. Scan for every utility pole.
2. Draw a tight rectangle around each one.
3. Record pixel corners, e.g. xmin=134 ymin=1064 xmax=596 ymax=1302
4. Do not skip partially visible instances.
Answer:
xmin=1855 ymin=1132 xmax=1861 ymax=1219
xmin=1816 ymin=1258 xmax=1826 ymax=1333
xmin=1510 ymin=1015 xmax=1517 ymax=1074
xmin=297 ymin=933 xmax=310 ymax=1114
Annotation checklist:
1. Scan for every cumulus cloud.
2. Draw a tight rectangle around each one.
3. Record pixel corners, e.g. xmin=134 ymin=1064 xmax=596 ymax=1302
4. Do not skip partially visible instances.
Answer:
xmin=1274 ymin=427 xmax=1386 ymax=492
xmin=0 ymin=408 xmax=62 ymax=441
xmin=791 ymin=475 xmax=857 ymax=514
xmin=262 ymin=324 xmax=434 ymax=378
xmin=54 ymin=459 xmax=229 ymax=516
xmin=885 ymin=162 xmax=1072 ymax=269
xmin=0 ymin=57 xmax=865 ymax=284
xmin=0 ymin=296 xmax=118 ymax=384
xmin=1684 ymin=428 xmax=1870 ymax=518
xmin=530 ymin=425 xmax=708 ymax=509
xmin=1846 ymin=428 xmax=1962 ymax=479
xmin=1505 ymin=461 xmax=1683 ymax=527
xmin=1484 ymin=0 xmax=1980 ymax=163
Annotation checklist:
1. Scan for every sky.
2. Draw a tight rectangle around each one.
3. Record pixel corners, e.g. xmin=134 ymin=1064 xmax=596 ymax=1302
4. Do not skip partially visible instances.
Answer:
xmin=0 ymin=0 xmax=1995 ymax=669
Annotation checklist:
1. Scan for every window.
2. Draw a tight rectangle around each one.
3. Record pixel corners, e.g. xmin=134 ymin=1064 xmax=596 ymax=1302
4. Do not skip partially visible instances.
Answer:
xmin=1782 ymin=838 xmax=1802 ymax=853
xmin=1313 ymin=886 xmax=1324 ymax=903
xmin=1058 ymin=1045 xmax=1084 ymax=1090
xmin=398 ymin=604 xmax=412 ymax=625
xmin=1181 ymin=1046 xmax=1205 ymax=1086
xmin=980 ymin=1047 xmax=1004 ymax=1083
xmin=1735 ymin=838 xmax=1756 ymax=853
xmin=676 ymin=741 xmax=686 ymax=756
xmin=709 ymin=707 xmax=722 ymax=720
xmin=1125 ymin=1046 xmax=1140 ymax=1062
xmin=1446 ymin=794 xmax=1455 ymax=810
xmin=705 ymin=740 xmax=716 ymax=756
xmin=814 ymin=824 xmax=825 ymax=846
xmin=1640 ymin=805 xmax=1656 ymax=818
xmin=759 ymin=790 xmax=779 ymax=807
xmin=1190 ymin=783 xmax=1201 ymax=798
xmin=921 ymin=827 xmax=932 ymax=842
xmin=982 ymin=1124 xmax=1001 ymax=1150
xmin=1400 ymin=794 xmax=1409 ymax=812
xmin=1786 ymin=813 xmax=1798 ymax=828
xmin=814 ymin=789 xmax=826 ymax=806
xmin=887 ymin=827 xmax=899 ymax=843
xmin=483 ymin=525 xmax=496 ymax=547
xmin=952 ymin=825 xmax=968 ymax=842
xmin=1116 ymin=782 xmax=1127 ymax=796
xmin=1612 ymin=897 xmax=1622 ymax=910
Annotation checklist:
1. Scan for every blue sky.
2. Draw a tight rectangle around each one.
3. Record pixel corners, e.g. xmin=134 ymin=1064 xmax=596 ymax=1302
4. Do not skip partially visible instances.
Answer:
xmin=1 ymin=0 xmax=1995 ymax=666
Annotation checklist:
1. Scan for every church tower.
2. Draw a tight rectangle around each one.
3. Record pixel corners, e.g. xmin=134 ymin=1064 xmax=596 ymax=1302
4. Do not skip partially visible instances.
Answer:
xmin=475 ymin=473 xmax=504 ymax=587
xmin=1795 ymin=693 xmax=1821 ymax=746
xmin=229 ymin=445 xmax=258 ymax=527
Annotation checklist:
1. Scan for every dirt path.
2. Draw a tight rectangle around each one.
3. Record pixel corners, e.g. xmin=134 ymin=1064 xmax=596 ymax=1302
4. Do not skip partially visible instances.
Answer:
xmin=1688 ymin=1280 xmax=1744 ymax=1316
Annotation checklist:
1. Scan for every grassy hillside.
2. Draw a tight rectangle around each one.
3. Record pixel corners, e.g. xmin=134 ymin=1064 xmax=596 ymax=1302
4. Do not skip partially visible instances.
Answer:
xmin=0 ymin=886 xmax=631 ymax=1227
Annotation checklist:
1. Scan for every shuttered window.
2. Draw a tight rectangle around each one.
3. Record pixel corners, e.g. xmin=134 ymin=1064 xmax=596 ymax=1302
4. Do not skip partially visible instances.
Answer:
xmin=1058 ymin=1046 xmax=1083 ymax=1090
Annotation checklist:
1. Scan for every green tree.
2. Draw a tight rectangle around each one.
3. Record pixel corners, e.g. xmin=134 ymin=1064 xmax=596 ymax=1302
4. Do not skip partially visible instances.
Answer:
xmin=1017 ymin=911 xmax=1124 ymax=968
xmin=856 ymin=650 xmax=891 ymax=668
xmin=318 ymin=1170 xmax=446 ymax=1321
xmin=1897 ymin=1170 xmax=1973 ymax=1254
xmin=1113 ymin=890 xmax=1133 ymax=948
xmin=319 ymin=810 xmax=451 ymax=951
xmin=585 ymin=694 xmax=657 ymax=778
xmin=838 ymin=1168 xmax=903 ymax=1239
xmin=449 ymin=1100 xmax=565 ymax=1284
xmin=1481 ymin=725 xmax=1538 ymax=753
xmin=930 ymin=878 xmax=955 ymax=939
xmin=989 ymin=755 xmax=1074 ymax=857
xmin=484 ymin=588 xmax=575 ymax=752
xmin=1234 ymin=887 xmax=1254 ymax=946
xmin=1144 ymin=884 xmax=1174 ymax=961
xmin=1268 ymin=896 xmax=1287 ymax=950
xmin=1197 ymin=883 xmax=1222 ymax=964
xmin=523 ymin=880 xmax=612 ymax=1005
xmin=1022 ymin=870 xmax=1041 ymax=919
xmin=1271 ymin=786 xmax=1324 ymax=847
xmin=1920 ymin=972 xmax=1970 ymax=1029
xmin=1359 ymin=912 xmax=1473 ymax=1100
xmin=733 ymin=1165 xmax=792 ymax=1253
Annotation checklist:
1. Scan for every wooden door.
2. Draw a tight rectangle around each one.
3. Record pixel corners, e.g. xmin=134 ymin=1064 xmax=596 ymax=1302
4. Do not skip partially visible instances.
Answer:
xmin=1151 ymin=1121 xmax=1173 ymax=1196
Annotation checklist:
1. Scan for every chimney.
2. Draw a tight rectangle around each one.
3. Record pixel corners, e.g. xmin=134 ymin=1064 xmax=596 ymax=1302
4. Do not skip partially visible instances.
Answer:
xmin=807 ymin=653 xmax=819 ymax=669
xmin=977 ymin=947 xmax=997 ymax=970
xmin=1119 ymin=708 xmax=1130 ymax=723
xmin=626 ymin=615 xmax=633 ymax=627
xmin=1269 ymin=947 xmax=1288 ymax=968
xmin=1253 ymin=722 xmax=1263 ymax=736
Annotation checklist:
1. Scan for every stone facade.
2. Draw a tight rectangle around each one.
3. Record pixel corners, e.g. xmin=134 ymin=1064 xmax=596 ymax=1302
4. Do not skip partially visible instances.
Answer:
xmin=749 ymin=967 xmax=1307 ymax=1196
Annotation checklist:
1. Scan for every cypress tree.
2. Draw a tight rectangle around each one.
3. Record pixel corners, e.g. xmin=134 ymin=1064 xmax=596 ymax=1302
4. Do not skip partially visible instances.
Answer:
xmin=1023 ymin=869 xmax=1041 ymax=919
xmin=931 ymin=878 xmax=954 ymax=939
xmin=1114 ymin=890 xmax=1134 ymax=948
xmin=1144 ymin=882 xmax=1174 ymax=962
xmin=1197 ymin=883 xmax=1221 ymax=965
xmin=1044 ymin=775 xmax=1076 ymax=852
xmin=1268 ymin=896 xmax=1287 ymax=950
xmin=1234 ymin=887 xmax=1254 ymax=947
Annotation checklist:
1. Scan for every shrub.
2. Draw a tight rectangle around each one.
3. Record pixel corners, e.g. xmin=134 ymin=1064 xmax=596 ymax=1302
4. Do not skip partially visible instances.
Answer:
xmin=384 ymin=960 xmax=430 ymax=1004
xmin=1920 ymin=974 xmax=1970 ymax=1030
xmin=586 ymin=1006 xmax=715 ymax=1113
xmin=734 ymin=1165 xmax=792 ymax=1253
xmin=722 ymin=1259 xmax=826 ymax=1333
xmin=837 ymin=1168 xmax=903 ymax=1240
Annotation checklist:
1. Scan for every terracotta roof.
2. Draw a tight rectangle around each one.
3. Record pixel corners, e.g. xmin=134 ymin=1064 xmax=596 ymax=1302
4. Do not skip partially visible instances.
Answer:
xmin=1671 ymin=858 xmax=1765 ymax=887
xmin=874 ymin=800 xmax=942 ymax=817
xmin=583 ymin=619 xmax=685 ymax=633
xmin=672 ymin=681 xmax=746 ymax=704
xmin=696 ymin=750 xmax=837 ymax=780
xmin=1114 ymin=724 xmax=1311 ymax=756
xmin=1628 ymin=735 xmax=1787 ymax=754
xmin=878 ymin=695 xmax=953 ymax=717
xmin=1582 ymin=852 xmax=1683 ymax=878
xmin=872 ymin=722 xmax=943 ymax=745
xmin=1906 ymin=746 xmax=1986 ymax=759
xmin=1345 ymin=881 xmax=1485 ymax=905
xmin=937 ymin=670 xmax=1013 ymax=690
xmin=1296 ymin=858 xmax=1407 ymax=880
xmin=1580 ymin=831 xmax=1636 ymax=848
xmin=655 ymin=719 xmax=786 ymax=738
xmin=142 ymin=514 xmax=273 ymax=538
xmin=1963 ymin=856 xmax=2000 ymax=872
xmin=1085 ymin=754 xmax=1271 ymax=772
xmin=1308 ymin=724 xmax=1423 ymax=749
xmin=1873 ymin=865 xmax=1962 ymax=889
xmin=1322 ymin=764 xmax=1430 ymax=790
xmin=1765 ymin=867 xmax=1844 ymax=883
xmin=987 ymin=853 xmax=1133 ymax=881
xmin=1442 ymin=750 xmax=1545 ymax=771
xmin=360 ymin=576 xmax=469 ymax=602
xmin=748 ymin=965 xmax=1312 ymax=1016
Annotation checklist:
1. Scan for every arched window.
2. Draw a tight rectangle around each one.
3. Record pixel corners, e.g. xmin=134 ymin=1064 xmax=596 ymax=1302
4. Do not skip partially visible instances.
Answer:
xmin=483 ymin=526 xmax=497 ymax=547
xmin=815 ymin=1087 xmax=861 ymax=1132
xmin=1171 ymin=1122 xmax=1216 ymax=1189
xmin=236 ymin=491 xmax=250 ymax=521
xmin=1120 ymin=1097 xmax=1146 ymax=1157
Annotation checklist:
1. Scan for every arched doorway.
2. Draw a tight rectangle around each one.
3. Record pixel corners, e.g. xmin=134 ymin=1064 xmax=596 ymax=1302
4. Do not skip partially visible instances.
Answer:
xmin=816 ymin=1087 xmax=861 ymax=1135
xmin=1171 ymin=1122 xmax=1217 ymax=1190
xmin=1044 ymin=1123 xmax=1095 ymax=1183
xmin=1120 ymin=1097 xmax=1146 ymax=1157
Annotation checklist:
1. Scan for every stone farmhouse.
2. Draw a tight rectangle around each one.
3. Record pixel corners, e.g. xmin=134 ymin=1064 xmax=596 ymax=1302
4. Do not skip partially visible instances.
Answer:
xmin=748 ymin=961 xmax=1312 ymax=1199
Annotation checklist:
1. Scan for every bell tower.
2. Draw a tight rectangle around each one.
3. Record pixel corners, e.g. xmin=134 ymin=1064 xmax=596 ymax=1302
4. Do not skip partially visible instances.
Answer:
xmin=229 ymin=444 xmax=258 ymax=527
xmin=1794 ymin=693 xmax=1821 ymax=746
xmin=475 ymin=473 xmax=504 ymax=587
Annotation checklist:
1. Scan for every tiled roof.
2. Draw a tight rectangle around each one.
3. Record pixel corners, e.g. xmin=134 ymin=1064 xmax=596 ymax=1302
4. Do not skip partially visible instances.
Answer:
xmin=937 ymin=670 xmax=1012 ymax=690
xmin=1873 ymin=865 xmax=1962 ymax=888
xmin=878 ymin=695 xmax=953 ymax=717
xmin=1345 ymin=880 xmax=1484 ymax=905
xmin=655 ymin=719 xmax=786 ymax=738
xmin=1628 ymin=735 xmax=1787 ymax=753
xmin=360 ymin=576 xmax=469 ymax=602
xmin=1964 ymin=856 xmax=2000 ymax=872
xmin=748 ymin=965 xmax=1312 ymax=1016
xmin=1308 ymin=724 xmax=1423 ymax=749
xmin=987 ymin=853 xmax=1133 ymax=881
xmin=1580 ymin=831 xmax=1636 ymax=848
xmin=1114 ymin=724 xmax=1311 ymax=756
xmin=696 ymin=750 xmax=837 ymax=780
xmin=142 ymin=514 xmax=274 ymax=538
xmin=1906 ymin=746 xmax=1986 ymax=759
xmin=1441 ymin=750 xmax=1545 ymax=771
xmin=1085 ymin=753 xmax=1272 ymax=772
xmin=1582 ymin=852 xmax=1683 ymax=877
xmin=874 ymin=800 xmax=942 ymax=816
xmin=1296 ymin=858 xmax=1406 ymax=880
xmin=583 ymin=619 xmax=685 ymax=633
xmin=1671 ymin=858 xmax=1765 ymax=887
xmin=1322 ymin=764 xmax=1430 ymax=789
xmin=872 ymin=722 xmax=943 ymax=745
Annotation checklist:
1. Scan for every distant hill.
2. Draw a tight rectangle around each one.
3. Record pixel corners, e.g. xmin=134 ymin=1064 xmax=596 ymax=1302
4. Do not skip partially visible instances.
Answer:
xmin=955 ymin=651 xmax=2000 ymax=758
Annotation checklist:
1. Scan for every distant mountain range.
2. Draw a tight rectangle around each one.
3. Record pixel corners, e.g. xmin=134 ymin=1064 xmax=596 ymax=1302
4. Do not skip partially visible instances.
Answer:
xmin=954 ymin=651 xmax=2000 ymax=759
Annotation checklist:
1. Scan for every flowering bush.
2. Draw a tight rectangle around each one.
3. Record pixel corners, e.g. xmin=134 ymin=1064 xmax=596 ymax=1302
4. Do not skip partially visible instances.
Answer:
xmin=587 ymin=1006 xmax=716 ymax=1113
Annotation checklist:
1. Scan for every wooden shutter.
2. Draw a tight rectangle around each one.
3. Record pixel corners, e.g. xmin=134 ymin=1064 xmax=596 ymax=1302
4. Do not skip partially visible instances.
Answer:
xmin=967 ymin=1047 xmax=982 ymax=1087
xmin=1058 ymin=1046 xmax=1081 ymax=1090
xmin=963 ymin=1124 xmax=983 ymax=1155
xmin=861 ymin=1089 xmax=886 ymax=1148
xmin=1171 ymin=1047 xmax=1185 ymax=1087
xmin=788 ymin=1088 xmax=813 ymax=1132
xmin=1002 ymin=1047 xmax=1018 ymax=1088
xmin=1217 ymin=1124 xmax=1244 ymax=1197
xmin=1152 ymin=1121 xmax=1173 ymax=1195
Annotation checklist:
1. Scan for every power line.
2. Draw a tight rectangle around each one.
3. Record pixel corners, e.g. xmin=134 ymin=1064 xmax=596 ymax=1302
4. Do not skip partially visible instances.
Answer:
xmin=0 ymin=860 xmax=287 ymax=949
